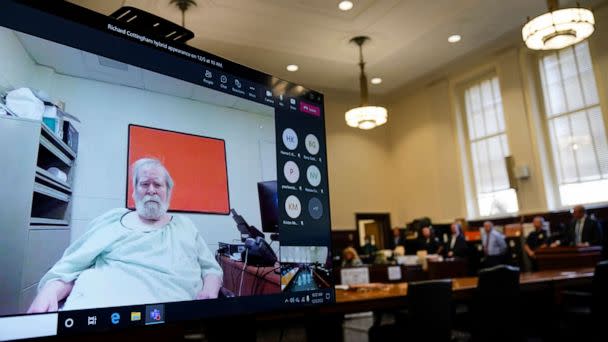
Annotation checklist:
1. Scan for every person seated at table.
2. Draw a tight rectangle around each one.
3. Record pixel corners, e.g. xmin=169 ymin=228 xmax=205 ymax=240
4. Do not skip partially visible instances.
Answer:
xmin=341 ymin=247 xmax=363 ymax=267
xmin=389 ymin=227 xmax=406 ymax=249
xmin=417 ymin=226 xmax=443 ymax=255
xmin=446 ymin=222 xmax=468 ymax=259
xmin=481 ymin=221 xmax=507 ymax=268
xmin=553 ymin=205 xmax=603 ymax=247
xmin=360 ymin=235 xmax=378 ymax=257
xmin=524 ymin=216 xmax=550 ymax=271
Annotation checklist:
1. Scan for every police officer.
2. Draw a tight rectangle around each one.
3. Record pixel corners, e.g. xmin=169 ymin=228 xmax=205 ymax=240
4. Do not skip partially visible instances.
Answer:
xmin=524 ymin=216 xmax=550 ymax=271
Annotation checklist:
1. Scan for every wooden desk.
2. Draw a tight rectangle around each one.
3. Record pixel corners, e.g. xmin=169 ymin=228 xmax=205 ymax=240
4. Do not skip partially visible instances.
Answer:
xmin=331 ymin=267 xmax=593 ymax=313
xmin=334 ymin=264 xmax=426 ymax=284
xmin=219 ymin=255 xmax=280 ymax=296
xmin=427 ymin=258 xmax=468 ymax=279
xmin=535 ymin=246 xmax=602 ymax=270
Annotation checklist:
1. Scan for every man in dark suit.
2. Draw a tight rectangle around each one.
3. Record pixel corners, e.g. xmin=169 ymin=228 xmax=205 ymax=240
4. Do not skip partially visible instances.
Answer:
xmin=562 ymin=205 xmax=603 ymax=247
xmin=389 ymin=227 xmax=406 ymax=250
xmin=446 ymin=222 xmax=468 ymax=258
xmin=418 ymin=226 xmax=443 ymax=255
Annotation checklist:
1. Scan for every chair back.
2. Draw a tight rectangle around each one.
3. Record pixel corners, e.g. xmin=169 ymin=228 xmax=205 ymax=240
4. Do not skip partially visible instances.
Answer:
xmin=592 ymin=260 xmax=608 ymax=336
xmin=408 ymin=279 xmax=453 ymax=341
xmin=474 ymin=265 xmax=521 ymax=342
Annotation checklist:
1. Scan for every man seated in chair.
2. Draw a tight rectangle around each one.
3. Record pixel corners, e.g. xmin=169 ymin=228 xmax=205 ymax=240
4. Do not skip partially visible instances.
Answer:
xmin=28 ymin=158 xmax=223 ymax=313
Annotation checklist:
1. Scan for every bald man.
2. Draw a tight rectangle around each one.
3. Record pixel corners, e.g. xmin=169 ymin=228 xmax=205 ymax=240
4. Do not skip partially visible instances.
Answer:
xmin=562 ymin=205 xmax=602 ymax=247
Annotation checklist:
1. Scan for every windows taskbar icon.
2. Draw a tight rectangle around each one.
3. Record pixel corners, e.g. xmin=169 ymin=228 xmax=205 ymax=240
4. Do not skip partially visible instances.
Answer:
xmin=145 ymin=304 xmax=165 ymax=325
xmin=131 ymin=311 xmax=141 ymax=321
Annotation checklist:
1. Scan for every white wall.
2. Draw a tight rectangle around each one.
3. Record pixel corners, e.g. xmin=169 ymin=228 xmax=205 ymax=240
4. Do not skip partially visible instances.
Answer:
xmin=2 ymin=27 xmax=277 ymax=250
xmin=0 ymin=28 xmax=53 ymax=95
xmin=319 ymin=4 xmax=608 ymax=228
xmin=58 ymin=76 xmax=276 ymax=249
xmin=383 ymin=4 xmax=608 ymax=224
xmin=387 ymin=80 xmax=466 ymax=225
xmin=322 ymin=89 xmax=396 ymax=229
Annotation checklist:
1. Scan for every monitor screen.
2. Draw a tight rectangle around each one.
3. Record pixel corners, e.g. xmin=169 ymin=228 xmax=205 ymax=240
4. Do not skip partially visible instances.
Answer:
xmin=258 ymin=181 xmax=279 ymax=233
xmin=0 ymin=1 xmax=333 ymax=340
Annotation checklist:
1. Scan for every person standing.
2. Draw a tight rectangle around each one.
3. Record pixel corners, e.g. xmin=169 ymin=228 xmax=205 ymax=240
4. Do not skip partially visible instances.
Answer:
xmin=480 ymin=221 xmax=507 ymax=268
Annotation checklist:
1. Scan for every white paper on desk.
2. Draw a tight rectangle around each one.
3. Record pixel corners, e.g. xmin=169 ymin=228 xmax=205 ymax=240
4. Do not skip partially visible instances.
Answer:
xmin=340 ymin=267 xmax=370 ymax=285
xmin=388 ymin=266 xmax=402 ymax=281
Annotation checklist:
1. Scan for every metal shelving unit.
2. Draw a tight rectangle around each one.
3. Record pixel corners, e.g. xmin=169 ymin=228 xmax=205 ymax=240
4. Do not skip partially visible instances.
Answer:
xmin=0 ymin=115 xmax=78 ymax=314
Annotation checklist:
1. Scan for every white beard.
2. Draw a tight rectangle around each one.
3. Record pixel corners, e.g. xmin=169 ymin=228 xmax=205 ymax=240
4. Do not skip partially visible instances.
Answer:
xmin=134 ymin=194 xmax=168 ymax=220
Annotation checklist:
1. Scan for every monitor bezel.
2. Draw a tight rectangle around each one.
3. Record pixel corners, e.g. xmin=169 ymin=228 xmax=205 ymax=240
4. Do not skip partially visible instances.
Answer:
xmin=0 ymin=0 xmax=335 ymax=337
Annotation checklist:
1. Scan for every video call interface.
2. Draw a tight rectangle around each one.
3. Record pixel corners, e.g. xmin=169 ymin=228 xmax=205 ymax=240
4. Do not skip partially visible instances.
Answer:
xmin=0 ymin=3 xmax=332 ymax=339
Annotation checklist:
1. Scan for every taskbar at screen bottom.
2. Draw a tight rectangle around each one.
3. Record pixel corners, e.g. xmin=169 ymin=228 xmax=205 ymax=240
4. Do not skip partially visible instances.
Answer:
xmin=53 ymin=289 xmax=334 ymax=336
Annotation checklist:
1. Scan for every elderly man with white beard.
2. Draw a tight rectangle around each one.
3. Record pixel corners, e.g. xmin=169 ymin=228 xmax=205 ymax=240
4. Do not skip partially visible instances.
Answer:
xmin=28 ymin=158 xmax=223 ymax=313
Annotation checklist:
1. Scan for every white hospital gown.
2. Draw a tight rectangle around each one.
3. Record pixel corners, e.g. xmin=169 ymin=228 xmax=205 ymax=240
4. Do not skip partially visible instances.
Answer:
xmin=38 ymin=208 xmax=222 ymax=310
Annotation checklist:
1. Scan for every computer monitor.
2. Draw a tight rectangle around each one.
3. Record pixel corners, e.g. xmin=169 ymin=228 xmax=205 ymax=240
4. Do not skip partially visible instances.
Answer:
xmin=0 ymin=1 xmax=333 ymax=340
xmin=258 ymin=181 xmax=279 ymax=233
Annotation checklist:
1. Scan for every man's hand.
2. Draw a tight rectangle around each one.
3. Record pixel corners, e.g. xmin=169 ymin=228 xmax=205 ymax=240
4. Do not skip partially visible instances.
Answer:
xmin=27 ymin=280 xmax=73 ymax=313
xmin=576 ymin=242 xmax=590 ymax=247
xmin=528 ymin=251 xmax=536 ymax=259
xmin=196 ymin=274 xmax=222 ymax=300
xmin=447 ymin=251 xmax=454 ymax=258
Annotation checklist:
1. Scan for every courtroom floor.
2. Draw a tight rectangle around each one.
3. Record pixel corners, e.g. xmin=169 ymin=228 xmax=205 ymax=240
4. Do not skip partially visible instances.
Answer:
xmin=340 ymin=315 xmax=549 ymax=342
xmin=343 ymin=313 xmax=376 ymax=342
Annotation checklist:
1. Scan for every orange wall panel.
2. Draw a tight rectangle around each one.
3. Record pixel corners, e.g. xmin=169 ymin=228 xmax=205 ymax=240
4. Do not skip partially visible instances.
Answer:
xmin=127 ymin=125 xmax=230 ymax=214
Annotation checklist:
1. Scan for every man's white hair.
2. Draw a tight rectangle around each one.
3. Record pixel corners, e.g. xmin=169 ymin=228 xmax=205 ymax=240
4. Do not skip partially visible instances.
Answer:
xmin=132 ymin=158 xmax=174 ymax=194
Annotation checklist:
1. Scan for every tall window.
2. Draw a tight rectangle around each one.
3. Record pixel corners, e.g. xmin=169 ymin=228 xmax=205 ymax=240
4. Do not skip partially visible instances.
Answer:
xmin=464 ymin=76 xmax=518 ymax=216
xmin=539 ymin=41 xmax=608 ymax=206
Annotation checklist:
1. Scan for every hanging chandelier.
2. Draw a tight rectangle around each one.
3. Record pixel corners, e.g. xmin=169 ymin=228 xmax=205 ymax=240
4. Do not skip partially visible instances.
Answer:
xmin=522 ymin=0 xmax=595 ymax=50
xmin=170 ymin=0 xmax=197 ymax=27
xmin=345 ymin=36 xmax=388 ymax=130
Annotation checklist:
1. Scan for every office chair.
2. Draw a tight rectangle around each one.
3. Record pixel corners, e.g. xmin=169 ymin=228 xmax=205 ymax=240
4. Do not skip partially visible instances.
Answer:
xmin=601 ymin=220 xmax=608 ymax=260
xmin=368 ymin=279 xmax=454 ymax=342
xmin=472 ymin=265 xmax=521 ymax=342
xmin=560 ymin=261 xmax=608 ymax=341
xmin=409 ymin=279 xmax=453 ymax=341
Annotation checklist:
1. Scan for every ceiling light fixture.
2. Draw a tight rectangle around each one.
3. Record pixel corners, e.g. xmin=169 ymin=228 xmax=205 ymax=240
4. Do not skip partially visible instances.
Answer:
xmin=170 ymin=0 xmax=197 ymax=28
xmin=338 ymin=1 xmax=354 ymax=11
xmin=286 ymin=64 xmax=299 ymax=72
xmin=522 ymin=0 xmax=595 ymax=50
xmin=345 ymin=36 xmax=388 ymax=130
xmin=370 ymin=77 xmax=382 ymax=85
xmin=448 ymin=34 xmax=461 ymax=43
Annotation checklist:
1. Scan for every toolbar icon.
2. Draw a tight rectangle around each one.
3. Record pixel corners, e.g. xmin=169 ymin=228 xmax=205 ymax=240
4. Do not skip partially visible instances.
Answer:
xmin=234 ymin=79 xmax=241 ymax=88
xmin=64 ymin=318 xmax=74 ymax=328
xmin=145 ymin=304 xmax=165 ymax=325
xmin=87 ymin=316 xmax=97 ymax=326
xmin=220 ymin=75 xmax=227 ymax=83
xmin=204 ymin=70 xmax=212 ymax=78
xmin=131 ymin=312 xmax=141 ymax=321
xmin=111 ymin=312 xmax=120 ymax=325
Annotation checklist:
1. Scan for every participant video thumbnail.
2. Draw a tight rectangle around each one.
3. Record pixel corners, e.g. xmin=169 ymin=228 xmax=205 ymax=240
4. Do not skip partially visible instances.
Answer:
xmin=280 ymin=246 xmax=331 ymax=293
